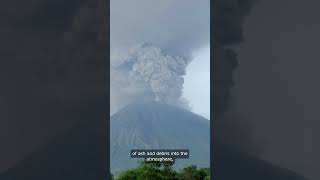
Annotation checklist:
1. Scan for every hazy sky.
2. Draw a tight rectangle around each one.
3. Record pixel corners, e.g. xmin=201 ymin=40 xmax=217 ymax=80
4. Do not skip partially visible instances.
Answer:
xmin=183 ymin=46 xmax=210 ymax=119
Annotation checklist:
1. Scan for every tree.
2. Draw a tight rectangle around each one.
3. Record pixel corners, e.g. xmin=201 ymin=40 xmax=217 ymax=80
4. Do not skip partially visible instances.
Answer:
xmin=116 ymin=161 xmax=209 ymax=180
xmin=110 ymin=172 xmax=115 ymax=180
xmin=177 ymin=165 xmax=210 ymax=180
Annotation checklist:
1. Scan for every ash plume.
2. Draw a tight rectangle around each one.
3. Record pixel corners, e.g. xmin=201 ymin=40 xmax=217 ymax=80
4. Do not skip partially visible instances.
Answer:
xmin=110 ymin=43 xmax=191 ymax=114
xmin=110 ymin=0 xmax=210 ymax=113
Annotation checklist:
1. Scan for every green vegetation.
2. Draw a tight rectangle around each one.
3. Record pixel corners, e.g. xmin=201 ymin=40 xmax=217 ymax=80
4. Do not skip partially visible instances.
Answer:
xmin=112 ymin=161 xmax=210 ymax=180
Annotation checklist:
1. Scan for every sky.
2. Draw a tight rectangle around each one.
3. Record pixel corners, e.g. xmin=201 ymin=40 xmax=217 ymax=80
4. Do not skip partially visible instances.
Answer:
xmin=183 ymin=46 xmax=210 ymax=119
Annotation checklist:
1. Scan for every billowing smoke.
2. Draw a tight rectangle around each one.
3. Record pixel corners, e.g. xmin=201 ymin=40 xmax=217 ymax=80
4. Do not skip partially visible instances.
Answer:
xmin=213 ymin=0 xmax=258 ymax=153
xmin=111 ymin=0 xmax=210 ymax=113
xmin=111 ymin=43 xmax=190 ymax=113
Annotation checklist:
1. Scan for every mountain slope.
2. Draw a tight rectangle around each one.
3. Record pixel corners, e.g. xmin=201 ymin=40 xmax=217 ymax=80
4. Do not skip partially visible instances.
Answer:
xmin=110 ymin=101 xmax=210 ymax=173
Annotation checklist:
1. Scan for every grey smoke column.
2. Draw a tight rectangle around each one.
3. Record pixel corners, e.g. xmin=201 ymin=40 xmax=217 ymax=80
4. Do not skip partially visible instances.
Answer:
xmin=111 ymin=0 xmax=210 ymax=113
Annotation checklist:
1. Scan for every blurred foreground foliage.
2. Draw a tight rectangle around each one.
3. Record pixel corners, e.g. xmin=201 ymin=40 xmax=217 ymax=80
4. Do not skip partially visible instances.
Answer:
xmin=111 ymin=161 xmax=210 ymax=180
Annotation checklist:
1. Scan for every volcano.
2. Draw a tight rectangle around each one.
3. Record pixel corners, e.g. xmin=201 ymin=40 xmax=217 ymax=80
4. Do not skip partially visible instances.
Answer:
xmin=110 ymin=101 xmax=210 ymax=173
